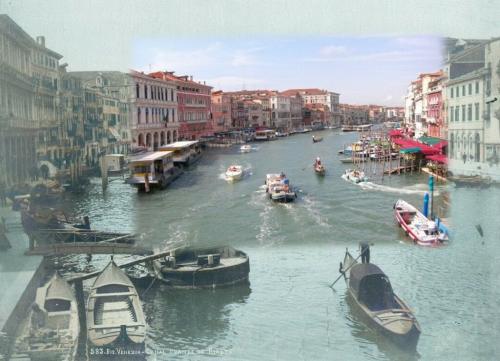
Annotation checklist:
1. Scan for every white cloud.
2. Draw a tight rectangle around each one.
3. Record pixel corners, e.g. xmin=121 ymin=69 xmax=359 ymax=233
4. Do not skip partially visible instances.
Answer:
xmin=138 ymin=42 xmax=222 ymax=73
xmin=319 ymin=45 xmax=348 ymax=57
xmin=206 ymin=76 xmax=264 ymax=91
xmin=230 ymin=47 xmax=264 ymax=67
xmin=384 ymin=95 xmax=393 ymax=101
xmin=305 ymin=49 xmax=441 ymax=63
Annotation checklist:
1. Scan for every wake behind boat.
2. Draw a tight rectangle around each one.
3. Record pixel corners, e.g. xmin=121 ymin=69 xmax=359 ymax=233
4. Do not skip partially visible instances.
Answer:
xmin=240 ymin=144 xmax=252 ymax=153
xmin=265 ymin=173 xmax=297 ymax=203
xmin=87 ymin=260 xmax=146 ymax=356
xmin=12 ymin=273 xmax=79 ymax=361
xmin=342 ymin=169 xmax=368 ymax=184
xmin=393 ymin=199 xmax=448 ymax=246
xmin=225 ymin=165 xmax=243 ymax=182
xmin=340 ymin=249 xmax=421 ymax=349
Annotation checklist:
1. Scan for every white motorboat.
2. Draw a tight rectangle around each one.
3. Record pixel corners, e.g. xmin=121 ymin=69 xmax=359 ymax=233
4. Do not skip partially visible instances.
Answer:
xmin=393 ymin=199 xmax=448 ymax=246
xmin=225 ymin=165 xmax=243 ymax=182
xmin=87 ymin=260 xmax=146 ymax=355
xmin=342 ymin=169 xmax=368 ymax=184
xmin=265 ymin=173 xmax=297 ymax=202
xmin=240 ymin=144 xmax=252 ymax=153
xmin=13 ymin=273 xmax=79 ymax=361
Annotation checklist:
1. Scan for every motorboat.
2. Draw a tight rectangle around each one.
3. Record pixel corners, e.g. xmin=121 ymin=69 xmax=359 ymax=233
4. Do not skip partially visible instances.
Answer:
xmin=265 ymin=173 xmax=297 ymax=202
xmin=240 ymin=144 xmax=252 ymax=153
xmin=340 ymin=249 xmax=421 ymax=349
xmin=393 ymin=199 xmax=448 ymax=246
xmin=342 ymin=169 xmax=368 ymax=184
xmin=312 ymin=135 xmax=323 ymax=143
xmin=13 ymin=273 xmax=79 ymax=360
xmin=153 ymin=245 xmax=250 ymax=288
xmin=225 ymin=165 xmax=243 ymax=182
xmin=87 ymin=260 xmax=146 ymax=355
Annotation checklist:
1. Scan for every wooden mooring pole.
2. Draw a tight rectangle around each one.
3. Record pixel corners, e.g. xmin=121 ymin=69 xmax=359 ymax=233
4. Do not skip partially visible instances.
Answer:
xmin=74 ymin=279 xmax=87 ymax=360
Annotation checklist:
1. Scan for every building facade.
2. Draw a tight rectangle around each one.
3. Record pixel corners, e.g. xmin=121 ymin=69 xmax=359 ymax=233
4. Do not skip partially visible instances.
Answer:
xmin=130 ymin=70 xmax=179 ymax=150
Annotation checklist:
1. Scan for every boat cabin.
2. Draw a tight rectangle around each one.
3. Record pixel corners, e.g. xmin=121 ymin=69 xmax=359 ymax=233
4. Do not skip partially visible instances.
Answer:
xmin=349 ymin=263 xmax=398 ymax=311
xmin=126 ymin=151 xmax=174 ymax=189
xmin=158 ymin=140 xmax=201 ymax=166
xmin=255 ymin=129 xmax=276 ymax=141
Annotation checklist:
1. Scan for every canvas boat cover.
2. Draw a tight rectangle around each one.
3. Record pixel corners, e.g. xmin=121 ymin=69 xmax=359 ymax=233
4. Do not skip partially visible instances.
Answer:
xmin=92 ymin=261 xmax=134 ymax=290
xmin=45 ymin=273 xmax=74 ymax=301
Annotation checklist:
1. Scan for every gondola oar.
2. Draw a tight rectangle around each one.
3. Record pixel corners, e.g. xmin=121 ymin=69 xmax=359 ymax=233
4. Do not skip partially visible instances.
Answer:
xmin=329 ymin=251 xmax=363 ymax=289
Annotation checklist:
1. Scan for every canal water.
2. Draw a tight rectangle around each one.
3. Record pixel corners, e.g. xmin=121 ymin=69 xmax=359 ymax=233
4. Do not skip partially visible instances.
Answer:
xmin=55 ymin=131 xmax=499 ymax=361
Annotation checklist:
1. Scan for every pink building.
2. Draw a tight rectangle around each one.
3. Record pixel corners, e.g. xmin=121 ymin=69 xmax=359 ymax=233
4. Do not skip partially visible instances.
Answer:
xmin=150 ymin=71 xmax=213 ymax=140
xmin=426 ymin=77 xmax=444 ymax=138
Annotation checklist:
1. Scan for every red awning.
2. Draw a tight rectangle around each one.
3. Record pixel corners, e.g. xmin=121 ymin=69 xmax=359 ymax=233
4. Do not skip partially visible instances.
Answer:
xmin=389 ymin=129 xmax=403 ymax=137
xmin=392 ymin=137 xmax=440 ymax=155
xmin=432 ymin=140 xmax=448 ymax=149
xmin=426 ymin=154 xmax=448 ymax=164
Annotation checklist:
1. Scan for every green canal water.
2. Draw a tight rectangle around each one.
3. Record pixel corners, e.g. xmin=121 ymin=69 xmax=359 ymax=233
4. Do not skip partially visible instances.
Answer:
xmin=57 ymin=131 xmax=499 ymax=361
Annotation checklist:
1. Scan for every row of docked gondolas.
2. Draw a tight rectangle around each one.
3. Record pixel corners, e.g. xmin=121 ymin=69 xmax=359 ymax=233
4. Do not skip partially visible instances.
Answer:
xmin=12 ymin=246 xmax=249 ymax=360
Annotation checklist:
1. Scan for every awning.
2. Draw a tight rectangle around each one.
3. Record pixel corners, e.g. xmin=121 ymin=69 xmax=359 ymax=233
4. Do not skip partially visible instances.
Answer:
xmin=392 ymin=137 xmax=440 ymax=155
xmin=426 ymin=154 xmax=448 ymax=164
xmin=400 ymin=147 xmax=421 ymax=154
xmin=389 ymin=129 xmax=403 ymax=137
xmin=418 ymin=136 xmax=444 ymax=146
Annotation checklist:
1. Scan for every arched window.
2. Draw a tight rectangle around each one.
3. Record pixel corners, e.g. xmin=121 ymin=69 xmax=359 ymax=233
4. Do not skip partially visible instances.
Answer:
xmin=173 ymin=130 xmax=177 ymax=142
xmin=137 ymin=107 xmax=141 ymax=124
xmin=144 ymin=84 xmax=148 ymax=99
xmin=146 ymin=133 xmax=152 ymax=148
xmin=167 ymin=131 xmax=171 ymax=144
xmin=145 ymin=108 xmax=149 ymax=123
xmin=475 ymin=133 xmax=480 ymax=162
xmin=138 ymin=133 xmax=144 ymax=146
xmin=136 ymin=83 xmax=140 ymax=98
xmin=160 ymin=131 xmax=165 ymax=145
xmin=153 ymin=132 xmax=159 ymax=151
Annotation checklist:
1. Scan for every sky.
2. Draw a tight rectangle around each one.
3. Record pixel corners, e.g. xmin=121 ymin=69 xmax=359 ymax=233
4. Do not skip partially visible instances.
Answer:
xmin=2 ymin=0 xmax=499 ymax=106
xmin=132 ymin=36 xmax=443 ymax=106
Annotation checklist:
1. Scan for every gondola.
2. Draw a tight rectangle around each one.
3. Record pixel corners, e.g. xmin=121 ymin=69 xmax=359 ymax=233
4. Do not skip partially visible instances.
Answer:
xmin=87 ymin=260 xmax=146 ymax=356
xmin=339 ymin=249 xmax=421 ymax=349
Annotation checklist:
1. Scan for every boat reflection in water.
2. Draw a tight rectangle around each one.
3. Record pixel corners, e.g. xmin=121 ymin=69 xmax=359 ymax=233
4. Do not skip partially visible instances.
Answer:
xmin=143 ymin=283 xmax=251 ymax=355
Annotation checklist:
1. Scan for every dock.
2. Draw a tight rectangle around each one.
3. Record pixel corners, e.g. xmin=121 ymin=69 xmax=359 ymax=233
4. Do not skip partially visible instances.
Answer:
xmin=24 ymin=242 xmax=152 ymax=256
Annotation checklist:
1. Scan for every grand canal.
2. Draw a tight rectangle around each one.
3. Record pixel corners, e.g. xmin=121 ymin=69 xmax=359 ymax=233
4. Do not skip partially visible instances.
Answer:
xmin=57 ymin=131 xmax=499 ymax=361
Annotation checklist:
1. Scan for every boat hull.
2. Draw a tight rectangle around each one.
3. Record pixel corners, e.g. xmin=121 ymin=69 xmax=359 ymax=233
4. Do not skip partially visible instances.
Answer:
xmin=393 ymin=200 xmax=444 ymax=246
xmin=270 ymin=192 xmax=297 ymax=203
xmin=346 ymin=291 xmax=420 ymax=350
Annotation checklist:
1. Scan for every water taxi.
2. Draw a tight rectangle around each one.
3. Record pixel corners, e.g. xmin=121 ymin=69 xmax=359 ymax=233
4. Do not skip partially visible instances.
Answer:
xmin=126 ymin=151 xmax=181 ymax=192
xmin=255 ymin=129 xmax=276 ymax=141
xmin=225 ymin=165 xmax=243 ymax=182
xmin=240 ymin=144 xmax=252 ymax=153
xmin=342 ymin=169 xmax=368 ymax=183
xmin=265 ymin=173 xmax=297 ymax=202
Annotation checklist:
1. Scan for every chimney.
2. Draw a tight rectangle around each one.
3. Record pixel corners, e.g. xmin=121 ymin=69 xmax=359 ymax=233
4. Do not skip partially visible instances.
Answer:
xmin=190 ymin=75 xmax=193 ymax=81
xmin=36 ymin=36 xmax=45 ymax=47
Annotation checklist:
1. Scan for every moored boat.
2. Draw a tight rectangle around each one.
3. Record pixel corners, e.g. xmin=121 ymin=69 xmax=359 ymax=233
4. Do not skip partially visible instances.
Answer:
xmin=339 ymin=249 xmax=421 ymax=349
xmin=225 ymin=165 xmax=243 ymax=182
xmin=342 ymin=169 xmax=368 ymax=184
xmin=240 ymin=144 xmax=252 ymax=153
xmin=87 ymin=260 xmax=146 ymax=356
xmin=152 ymin=245 xmax=250 ymax=288
xmin=393 ymin=199 xmax=448 ymax=246
xmin=265 ymin=173 xmax=297 ymax=202
xmin=13 ymin=273 xmax=79 ymax=361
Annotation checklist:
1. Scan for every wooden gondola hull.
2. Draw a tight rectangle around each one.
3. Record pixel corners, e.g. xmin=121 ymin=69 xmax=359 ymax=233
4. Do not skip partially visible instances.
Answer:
xmin=346 ymin=290 xmax=420 ymax=350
